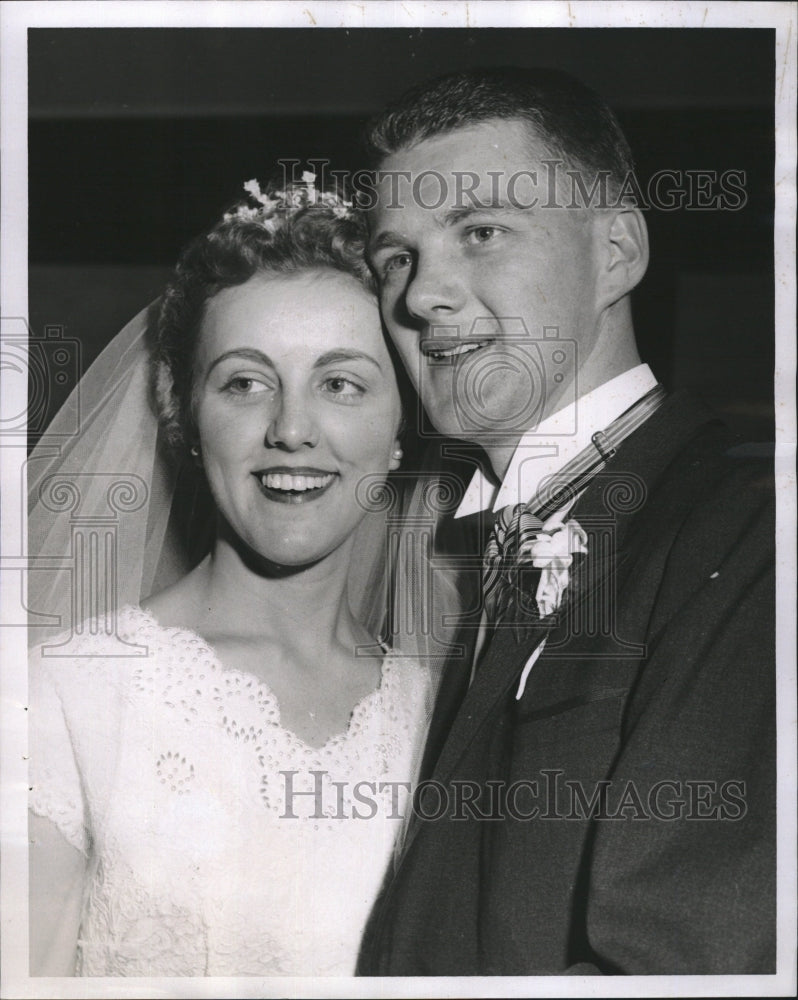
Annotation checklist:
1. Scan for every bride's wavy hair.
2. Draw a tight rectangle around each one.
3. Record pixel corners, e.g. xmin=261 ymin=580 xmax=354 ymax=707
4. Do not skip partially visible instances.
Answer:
xmin=154 ymin=197 xmax=373 ymax=452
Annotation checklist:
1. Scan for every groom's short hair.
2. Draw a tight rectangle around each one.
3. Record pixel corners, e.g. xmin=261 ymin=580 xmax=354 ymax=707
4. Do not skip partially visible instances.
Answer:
xmin=364 ymin=67 xmax=635 ymax=200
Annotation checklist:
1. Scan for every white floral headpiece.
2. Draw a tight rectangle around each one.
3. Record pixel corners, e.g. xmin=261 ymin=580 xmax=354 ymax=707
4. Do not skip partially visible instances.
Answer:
xmin=223 ymin=172 xmax=354 ymax=233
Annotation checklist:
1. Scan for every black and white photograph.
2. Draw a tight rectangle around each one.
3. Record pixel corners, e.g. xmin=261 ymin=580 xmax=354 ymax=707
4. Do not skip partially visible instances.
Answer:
xmin=1 ymin=2 xmax=795 ymax=997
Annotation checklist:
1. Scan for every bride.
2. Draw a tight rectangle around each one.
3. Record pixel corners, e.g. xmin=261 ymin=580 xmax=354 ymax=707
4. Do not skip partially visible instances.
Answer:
xmin=28 ymin=181 xmax=438 ymax=977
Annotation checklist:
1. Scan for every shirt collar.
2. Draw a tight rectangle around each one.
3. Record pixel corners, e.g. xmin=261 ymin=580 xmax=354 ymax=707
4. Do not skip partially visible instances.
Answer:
xmin=455 ymin=364 xmax=658 ymax=518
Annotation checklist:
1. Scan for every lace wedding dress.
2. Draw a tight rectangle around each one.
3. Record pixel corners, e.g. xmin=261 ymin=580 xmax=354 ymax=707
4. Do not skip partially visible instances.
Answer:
xmin=29 ymin=605 xmax=432 ymax=977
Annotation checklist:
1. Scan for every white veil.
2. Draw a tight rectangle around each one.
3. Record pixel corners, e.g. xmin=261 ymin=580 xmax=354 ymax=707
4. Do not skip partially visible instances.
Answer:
xmin=27 ymin=304 xmax=177 ymax=647
xmin=26 ymin=302 xmax=464 ymax=686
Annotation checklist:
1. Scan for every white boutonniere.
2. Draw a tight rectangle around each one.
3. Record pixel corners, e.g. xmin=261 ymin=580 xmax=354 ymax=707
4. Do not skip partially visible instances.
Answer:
xmin=515 ymin=512 xmax=588 ymax=699
xmin=519 ymin=513 xmax=589 ymax=617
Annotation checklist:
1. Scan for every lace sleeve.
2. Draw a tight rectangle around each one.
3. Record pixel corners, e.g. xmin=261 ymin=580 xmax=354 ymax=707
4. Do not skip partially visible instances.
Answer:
xmin=28 ymin=649 xmax=89 ymax=855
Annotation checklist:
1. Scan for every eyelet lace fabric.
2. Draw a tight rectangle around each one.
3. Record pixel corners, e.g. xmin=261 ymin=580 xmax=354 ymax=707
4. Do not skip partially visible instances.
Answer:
xmin=29 ymin=605 xmax=432 ymax=977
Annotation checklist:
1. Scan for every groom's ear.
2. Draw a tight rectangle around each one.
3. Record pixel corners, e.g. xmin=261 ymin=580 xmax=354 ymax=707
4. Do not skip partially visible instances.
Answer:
xmin=596 ymin=207 xmax=649 ymax=309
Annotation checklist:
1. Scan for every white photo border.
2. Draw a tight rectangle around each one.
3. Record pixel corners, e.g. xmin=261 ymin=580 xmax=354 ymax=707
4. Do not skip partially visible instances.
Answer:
xmin=1 ymin=3 xmax=795 ymax=998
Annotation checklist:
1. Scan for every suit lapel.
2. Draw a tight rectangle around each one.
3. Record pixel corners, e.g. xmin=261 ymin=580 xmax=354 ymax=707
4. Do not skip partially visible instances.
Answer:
xmin=397 ymin=618 xmax=550 ymax=858
xmin=429 ymin=620 xmax=552 ymax=784
xmin=416 ymin=634 xmax=472 ymax=781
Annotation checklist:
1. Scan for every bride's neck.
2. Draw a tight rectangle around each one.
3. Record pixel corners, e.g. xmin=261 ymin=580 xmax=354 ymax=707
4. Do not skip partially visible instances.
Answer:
xmin=194 ymin=532 xmax=361 ymax=653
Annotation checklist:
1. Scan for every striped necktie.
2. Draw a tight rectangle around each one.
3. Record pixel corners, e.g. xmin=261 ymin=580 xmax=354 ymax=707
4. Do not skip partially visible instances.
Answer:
xmin=482 ymin=503 xmax=545 ymax=626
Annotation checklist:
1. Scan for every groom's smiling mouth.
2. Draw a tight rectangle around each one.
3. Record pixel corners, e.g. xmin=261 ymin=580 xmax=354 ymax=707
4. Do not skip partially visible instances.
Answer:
xmin=421 ymin=338 xmax=492 ymax=362
xmin=254 ymin=467 xmax=337 ymax=504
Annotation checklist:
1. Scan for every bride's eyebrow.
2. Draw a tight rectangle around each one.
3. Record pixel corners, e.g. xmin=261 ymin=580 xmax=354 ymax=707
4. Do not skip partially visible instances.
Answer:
xmin=313 ymin=349 xmax=383 ymax=372
xmin=206 ymin=348 xmax=275 ymax=376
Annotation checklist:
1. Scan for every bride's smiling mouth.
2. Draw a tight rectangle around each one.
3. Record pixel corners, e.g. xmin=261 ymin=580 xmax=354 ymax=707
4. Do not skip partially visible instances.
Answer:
xmin=254 ymin=467 xmax=337 ymax=504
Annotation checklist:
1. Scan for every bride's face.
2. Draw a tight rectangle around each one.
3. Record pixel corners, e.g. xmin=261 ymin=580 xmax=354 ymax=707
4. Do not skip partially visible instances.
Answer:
xmin=193 ymin=269 xmax=402 ymax=569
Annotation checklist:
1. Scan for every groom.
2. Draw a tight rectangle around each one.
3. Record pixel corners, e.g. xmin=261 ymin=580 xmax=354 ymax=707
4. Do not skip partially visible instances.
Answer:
xmin=357 ymin=68 xmax=776 ymax=974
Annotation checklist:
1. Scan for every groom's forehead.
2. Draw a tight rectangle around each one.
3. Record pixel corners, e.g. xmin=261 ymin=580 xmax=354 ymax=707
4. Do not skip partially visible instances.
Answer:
xmin=373 ymin=117 xmax=538 ymax=176
xmin=367 ymin=118 xmax=550 ymax=221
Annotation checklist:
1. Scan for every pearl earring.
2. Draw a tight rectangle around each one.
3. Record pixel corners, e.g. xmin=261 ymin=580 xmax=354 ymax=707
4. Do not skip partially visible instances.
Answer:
xmin=392 ymin=447 xmax=403 ymax=462
xmin=190 ymin=445 xmax=200 ymax=457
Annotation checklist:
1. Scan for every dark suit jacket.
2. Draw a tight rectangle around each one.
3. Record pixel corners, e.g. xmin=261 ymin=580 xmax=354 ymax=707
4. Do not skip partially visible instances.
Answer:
xmin=358 ymin=393 xmax=776 ymax=975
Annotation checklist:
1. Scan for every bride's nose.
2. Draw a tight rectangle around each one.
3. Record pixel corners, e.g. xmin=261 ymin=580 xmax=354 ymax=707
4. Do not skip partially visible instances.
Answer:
xmin=265 ymin=387 xmax=319 ymax=450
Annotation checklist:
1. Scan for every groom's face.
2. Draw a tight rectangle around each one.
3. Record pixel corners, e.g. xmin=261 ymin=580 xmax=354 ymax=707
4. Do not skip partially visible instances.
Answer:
xmin=368 ymin=118 xmax=603 ymax=458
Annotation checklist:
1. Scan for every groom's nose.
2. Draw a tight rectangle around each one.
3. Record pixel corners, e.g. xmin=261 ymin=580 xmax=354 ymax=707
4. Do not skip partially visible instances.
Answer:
xmin=404 ymin=251 xmax=467 ymax=324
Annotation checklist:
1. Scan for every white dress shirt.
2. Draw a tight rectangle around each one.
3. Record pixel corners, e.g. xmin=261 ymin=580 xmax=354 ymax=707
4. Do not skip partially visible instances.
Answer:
xmin=455 ymin=364 xmax=658 ymax=518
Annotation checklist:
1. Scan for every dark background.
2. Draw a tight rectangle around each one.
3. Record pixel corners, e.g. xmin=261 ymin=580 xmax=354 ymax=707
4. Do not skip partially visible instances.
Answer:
xmin=28 ymin=28 xmax=775 ymax=440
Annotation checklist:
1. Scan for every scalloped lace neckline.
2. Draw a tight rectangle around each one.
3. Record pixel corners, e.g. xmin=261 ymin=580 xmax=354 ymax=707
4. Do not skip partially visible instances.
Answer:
xmin=126 ymin=604 xmax=393 ymax=753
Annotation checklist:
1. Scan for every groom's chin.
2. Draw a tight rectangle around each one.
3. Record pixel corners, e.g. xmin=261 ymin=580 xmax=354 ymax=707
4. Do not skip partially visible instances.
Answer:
xmin=430 ymin=418 xmax=517 ymax=455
